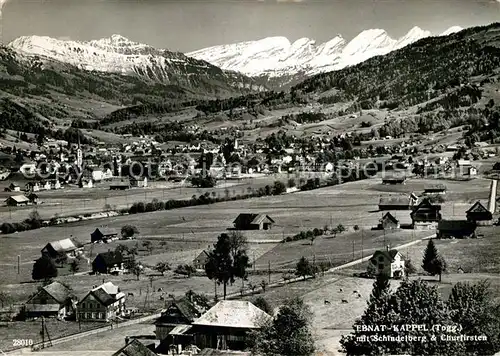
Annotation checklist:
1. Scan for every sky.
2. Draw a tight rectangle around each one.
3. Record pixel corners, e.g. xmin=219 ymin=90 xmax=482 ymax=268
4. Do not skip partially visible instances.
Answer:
xmin=2 ymin=0 xmax=500 ymax=52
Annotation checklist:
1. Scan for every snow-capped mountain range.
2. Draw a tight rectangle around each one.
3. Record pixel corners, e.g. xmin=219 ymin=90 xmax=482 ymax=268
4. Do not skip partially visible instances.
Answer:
xmin=7 ymin=25 xmax=464 ymax=90
xmin=7 ymin=34 xmax=265 ymax=93
xmin=187 ymin=26 xmax=464 ymax=78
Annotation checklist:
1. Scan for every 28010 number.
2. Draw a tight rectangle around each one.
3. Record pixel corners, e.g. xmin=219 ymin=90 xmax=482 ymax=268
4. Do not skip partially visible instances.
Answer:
xmin=12 ymin=339 xmax=33 ymax=347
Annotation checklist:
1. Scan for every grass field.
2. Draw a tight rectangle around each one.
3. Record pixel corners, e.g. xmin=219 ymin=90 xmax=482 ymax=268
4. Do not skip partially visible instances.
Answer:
xmin=1 ymin=175 xmax=499 ymax=355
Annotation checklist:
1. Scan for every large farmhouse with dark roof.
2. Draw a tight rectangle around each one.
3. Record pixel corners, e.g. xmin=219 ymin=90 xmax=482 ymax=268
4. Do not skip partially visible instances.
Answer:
xmin=24 ymin=281 xmax=75 ymax=319
xmin=437 ymin=220 xmax=477 ymax=239
xmin=466 ymin=201 xmax=493 ymax=225
xmin=233 ymin=214 xmax=275 ymax=230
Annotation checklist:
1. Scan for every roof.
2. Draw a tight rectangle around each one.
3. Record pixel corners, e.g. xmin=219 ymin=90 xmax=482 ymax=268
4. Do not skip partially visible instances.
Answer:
xmin=112 ymin=339 xmax=158 ymax=356
xmin=94 ymin=251 xmax=124 ymax=266
xmin=6 ymin=195 xmax=29 ymax=203
xmin=93 ymin=228 xmax=118 ymax=236
xmin=42 ymin=281 xmax=72 ymax=304
xmin=412 ymin=198 xmax=441 ymax=211
xmin=370 ymin=249 xmax=401 ymax=263
xmin=155 ymin=297 xmax=203 ymax=325
xmin=192 ymin=300 xmax=271 ymax=329
xmin=233 ymin=214 xmax=275 ymax=226
xmin=169 ymin=324 xmax=192 ymax=336
xmin=45 ymin=238 xmax=82 ymax=253
xmin=380 ymin=212 xmax=399 ymax=224
xmin=466 ymin=201 xmax=491 ymax=215
xmin=424 ymin=184 xmax=447 ymax=191
xmin=438 ymin=220 xmax=476 ymax=232
xmin=82 ymin=282 xmax=123 ymax=306
xmin=194 ymin=250 xmax=210 ymax=263
xmin=379 ymin=197 xmax=409 ymax=206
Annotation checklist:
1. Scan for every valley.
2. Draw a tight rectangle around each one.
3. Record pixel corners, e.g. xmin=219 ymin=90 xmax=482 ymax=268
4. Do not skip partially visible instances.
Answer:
xmin=1 ymin=20 xmax=500 ymax=356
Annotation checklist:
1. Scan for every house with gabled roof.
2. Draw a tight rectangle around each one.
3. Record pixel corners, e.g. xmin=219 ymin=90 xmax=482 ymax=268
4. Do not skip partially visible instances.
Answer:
xmin=91 ymin=227 xmax=119 ymax=243
xmin=92 ymin=251 xmax=131 ymax=275
xmin=411 ymin=198 xmax=442 ymax=230
xmin=466 ymin=201 xmax=493 ymax=225
xmin=191 ymin=300 xmax=272 ymax=351
xmin=154 ymin=296 xmax=207 ymax=347
xmin=378 ymin=212 xmax=400 ymax=230
xmin=233 ymin=214 xmax=275 ymax=230
xmin=77 ymin=282 xmax=126 ymax=322
xmin=5 ymin=195 xmax=30 ymax=206
xmin=367 ymin=247 xmax=405 ymax=279
xmin=24 ymin=281 xmax=75 ymax=319
xmin=41 ymin=238 xmax=84 ymax=260
xmin=193 ymin=249 xmax=211 ymax=270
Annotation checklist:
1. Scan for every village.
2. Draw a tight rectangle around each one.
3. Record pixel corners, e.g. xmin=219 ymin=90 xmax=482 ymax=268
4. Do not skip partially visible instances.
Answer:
xmin=1 ymin=124 xmax=500 ymax=355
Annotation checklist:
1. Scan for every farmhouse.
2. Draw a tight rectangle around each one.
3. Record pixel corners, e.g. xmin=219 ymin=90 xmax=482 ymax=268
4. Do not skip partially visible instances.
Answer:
xmin=91 ymin=227 xmax=119 ymax=243
xmin=378 ymin=212 xmax=400 ymax=230
xmin=92 ymin=251 xmax=131 ymax=274
xmin=437 ymin=220 xmax=477 ymax=239
xmin=24 ymin=281 xmax=75 ymax=319
xmin=41 ymin=238 xmax=84 ymax=260
xmin=411 ymin=198 xmax=442 ymax=230
xmin=77 ymin=282 xmax=126 ymax=322
xmin=382 ymin=177 xmax=406 ymax=185
xmin=130 ymin=177 xmax=148 ymax=188
xmin=5 ymin=195 xmax=30 ymax=206
xmin=193 ymin=250 xmax=211 ymax=270
xmin=466 ymin=201 xmax=493 ymax=225
xmin=154 ymin=297 xmax=206 ymax=349
xmin=367 ymin=248 xmax=405 ymax=279
xmin=191 ymin=300 xmax=272 ymax=351
xmin=233 ymin=214 xmax=275 ymax=230
xmin=468 ymin=166 xmax=478 ymax=176
xmin=424 ymin=184 xmax=447 ymax=195
xmin=378 ymin=193 xmax=417 ymax=210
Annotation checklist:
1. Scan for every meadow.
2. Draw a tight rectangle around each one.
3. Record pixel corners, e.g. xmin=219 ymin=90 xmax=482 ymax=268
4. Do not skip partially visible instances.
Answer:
xmin=0 ymin=175 xmax=499 ymax=354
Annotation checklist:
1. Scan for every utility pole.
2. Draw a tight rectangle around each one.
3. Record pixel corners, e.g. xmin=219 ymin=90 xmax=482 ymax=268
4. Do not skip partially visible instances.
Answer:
xmin=352 ymin=241 xmax=355 ymax=260
xmin=361 ymin=230 xmax=364 ymax=261
xmin=17 ymin=255 xmax=20 ymax=275
xmin=268 ymin=260 xmax=271 ymax=284
xmin=253 ymin=253 xmax=255 ymax=273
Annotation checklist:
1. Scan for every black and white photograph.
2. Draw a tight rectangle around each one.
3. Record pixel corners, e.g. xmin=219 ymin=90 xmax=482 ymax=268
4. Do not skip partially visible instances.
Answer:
xmin=0 ymin=0 xmax=500 ymax=355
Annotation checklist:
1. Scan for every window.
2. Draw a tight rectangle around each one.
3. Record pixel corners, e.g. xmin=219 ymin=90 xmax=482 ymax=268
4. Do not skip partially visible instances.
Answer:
xmin=86 ymin=313 xmax=91 ymax=319
xmin=81 ymin=303 xmax=85 ymax=309
xmin=378 ymin=264 xmax=384 ymax=270
xmin=378 ymin=256 xmax=384 ymax=262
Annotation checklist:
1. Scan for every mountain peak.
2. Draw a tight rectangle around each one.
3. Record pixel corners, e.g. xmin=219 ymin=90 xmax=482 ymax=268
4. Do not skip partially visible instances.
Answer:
xmin=440 ymin=26 xmax=464 ymax=36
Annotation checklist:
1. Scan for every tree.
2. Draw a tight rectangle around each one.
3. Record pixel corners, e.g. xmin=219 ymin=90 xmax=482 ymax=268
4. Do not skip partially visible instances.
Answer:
xmin=155 ymin=262 xmax=170 ymax=276
xmin=248 ymin=297 xmax=315 ymax=356
xmin=253 ymin=296 xmax=273 ymax=315
xmin=432 ymin=255 xmax=447 ymax=282
xmin=205 ymin=232 xmax=251 ymax=299
xmin=404 ymin=258 xmax=417 ymax=276
xmin=0 ymin=291 xmax=12 ymax=308
xmin=422 ymin=238 xmax=438 ymax=267
xmin=448 ymin=280 xmax=500 ymax=355
xmin=174 ymin=264 xmax=196 ymax=278
xmin=32 ymin=255 xmax=58 ymax=281
xmin=69 ymin=258 xmax=81 ymax=275
xmin=121 ymin=225 xmax=139 ymax=239
xmin=272 ymin=180 xmax=286 ymax=195
xmin=422 ymin=239 xmax=447 ymax=281
xmin=260 ymin=280 xmax=268 ymax=293
xmin=130 ymin=261 xmax=142 ymax=280
xmin=295 ymin=257 xmax=316 ymax=280
xmin=369 ymin=273 xmax=390 ymax=303
xmin=341 ymin=279 xmax=465 ymax=356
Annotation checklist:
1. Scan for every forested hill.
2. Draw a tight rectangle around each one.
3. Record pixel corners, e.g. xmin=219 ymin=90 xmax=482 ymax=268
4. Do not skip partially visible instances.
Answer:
xmin=291 ymin=23 xmax=500 ymax=110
